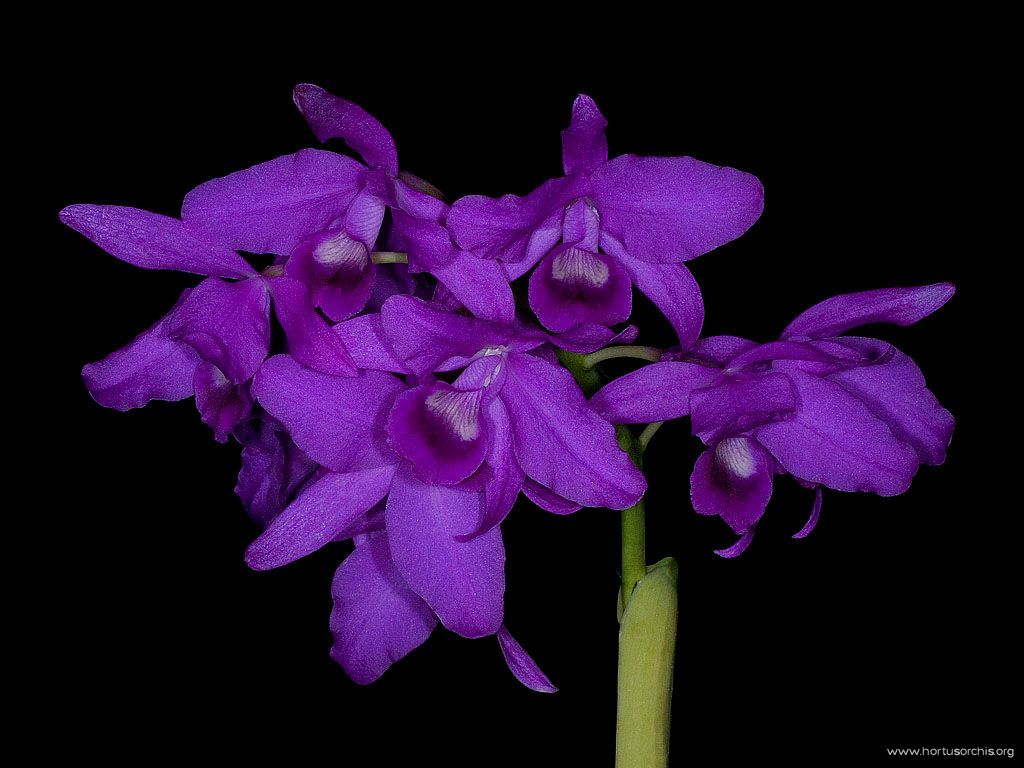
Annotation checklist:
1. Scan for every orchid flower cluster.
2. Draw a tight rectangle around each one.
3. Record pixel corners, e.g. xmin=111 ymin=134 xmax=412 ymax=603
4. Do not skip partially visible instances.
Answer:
xmin=63 ymin=85 xmax=953 ymax=692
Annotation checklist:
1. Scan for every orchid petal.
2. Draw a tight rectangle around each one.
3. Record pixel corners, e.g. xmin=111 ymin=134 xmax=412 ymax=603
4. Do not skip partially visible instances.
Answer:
xmin=60 ymin=205 xmax=256 ymax=278
xmin=293 ymin=83 xmax=399 ymax=176
xmin=782 ymin=283 xmax=955 ymax=339
xmin=498 ymin=627 xmax=558 ymax=693
xmin=793 ymin=486 xmax=823 ymax=539
xmin=591 ymin=154 xmax=764 ymax=263
xmin=590 ymin=362 xmax=721 ymax=424
xmin=386 ymin=468 xmax=504 ymax=638
xmin=561 ymin=94 xmax=608 ymax=176
xmin=330 ymin=533 xmax=438 ymax=684
xmin=245 ymin=465 xmax=394 ymax=570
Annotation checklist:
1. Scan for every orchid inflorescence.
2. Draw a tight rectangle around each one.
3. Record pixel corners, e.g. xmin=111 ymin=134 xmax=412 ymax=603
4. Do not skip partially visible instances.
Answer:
xmin=63 ymin=85 xmax=953 ymax=693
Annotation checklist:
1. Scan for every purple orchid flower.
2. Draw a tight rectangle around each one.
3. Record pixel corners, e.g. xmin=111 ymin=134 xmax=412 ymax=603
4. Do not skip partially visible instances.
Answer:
xmin=591 ymin=284 xmax=955 ymax=556
xmin=242 ymin=352 xmax=556 ymax=691
xmin=233 ymin=413 xmax=319 ymax=525
xmin=62 ymin=205 xmax=356 ymax=442
xmin=180 ymin=84 xmax=513 ymax=324
xmin=447 ymin=95 xmax=764 ymax=347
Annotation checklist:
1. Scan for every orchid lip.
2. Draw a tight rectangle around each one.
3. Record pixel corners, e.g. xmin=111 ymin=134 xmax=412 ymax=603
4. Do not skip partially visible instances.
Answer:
xmin=715 ymin=437 xmax=758 ymax=479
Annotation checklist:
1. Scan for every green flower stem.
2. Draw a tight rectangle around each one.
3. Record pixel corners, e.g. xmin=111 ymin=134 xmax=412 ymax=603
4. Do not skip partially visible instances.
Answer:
xmin=370 ymin=251 xmax=408 ymax=264
xmin=616 ymin=557 xmax=679 ymax=768
xmin=582 ymin=345 xmax=662 ymax=369
xmin=617 ymin=425 xmax=648 ymax=601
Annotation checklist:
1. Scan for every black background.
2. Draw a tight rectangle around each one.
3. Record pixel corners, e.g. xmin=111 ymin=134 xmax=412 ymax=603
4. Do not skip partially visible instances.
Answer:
xmin=31 ymin=27 xmax=1016 ymax=767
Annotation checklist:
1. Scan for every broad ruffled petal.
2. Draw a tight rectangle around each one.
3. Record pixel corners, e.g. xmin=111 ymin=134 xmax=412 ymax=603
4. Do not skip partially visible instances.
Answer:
xmin=245 ymin=465 xmax=395 ymax=570
xmin=164 ymin=277 xmax=271 ymax=383
xmin=782 ymin=283 xmax=955 ymax=339
xmin=253 ymin=355 xmax=405 ymax=473
xmin=754 ymin=370 xmax=920 ymax=495
xmin=330 ymin=533 xmax=438 ymax=684
xmin=266 ymin=277 xmax=357 ymax=376
xmin=825 ymin=337 xmax=954 ymax=465
xmin=498 ymin=627 xmax=558 ymax=693
xmin=293 ymin=83 xmax=399 ymax=176
xmin=381 ymin=296 xmax=510 ymax=374
xmin=591 ymin=154 xmax=764 ymax=263
xmin=689 ymin=372 xmax=799 ymax=443
xmin=561 ymin=94 xmax=608 ymax=176
xmin=60 ymin=205 xmax=255 ymax=278
xmin=590 ymin=362 xmax=721 ymax=424
xmin=502 ymin=353 xmax=645 ymax=509
xmin=386 ymin=469 xmax=504 ymax=638
xmin=690 ymin=438 xmax=774 ymax=534
xmin=181 ymin=149 xmax=364 ymax=255
xmin=613 ymin=247 xmax=704 ymax=349
xmin=447 ymin=176 xmax=583 ymax=263
xmin=193 ymin=363 xmax=253 ymax=442
xmin=394 ymin=211 xmax=515 ymax=323
xmin=333 ymin=313 xmax=409 ymax=373
xmin=82 ymin=309 xmax=201 ymax=411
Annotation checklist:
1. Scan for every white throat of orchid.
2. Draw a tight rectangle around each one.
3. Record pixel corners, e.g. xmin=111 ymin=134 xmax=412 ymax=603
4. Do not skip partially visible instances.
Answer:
xmin=715 ymin=437 xmax=758 ymax=479
xmin=314 ymin=232 xmax=369 ymax=270
xmin=425 ymin=389 xmax=483 ymax=442
xmin=551 ymin=246 xmax=610 ymax=288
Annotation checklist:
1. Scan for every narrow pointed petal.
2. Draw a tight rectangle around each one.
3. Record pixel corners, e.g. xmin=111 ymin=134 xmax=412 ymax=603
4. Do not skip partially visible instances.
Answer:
xmin=253 ymin=355 xmax=405 ymax=473
xmin=690 ymin=439 xmax=774 ymax=534
xmin=714 ymin=529 xmax=755 ymax=558
xmin=59 ymin=205 xmax=256 ymax=278
xmin=590 ymin=362 xmax=721 ymax=424
xmin=689 ymin=335 xmax=758 ymax=366
xmin=782 ymin=283 xmax=955 ymax=339
xmin=165 ymin=277 xmax=271 ymax=383
xmin=754 ymin=370 xmax=920 ymax=496
xmin=614 ymin=248 xmax=704 ymax=349
xmin=82 ymin=310 xmax=201 ymax=411
xmin=591 ymin=154 xmax=764 ymax=263
xmin=793 ymin=486 xmax=823 ymax=539
xmin=266 ymin=277 xmax=357 ymax=376
xmin=246 ymin=466 xmax=395 ymax=570
xmin=386 ymin=469 xmax=505 ymax=638
xmin=561 ymin=94 xmax=608 ymax=176
xmin=825 ymin=337 xmax=954 ymax=465
xmin=181 ymin=149 xmax=364 ymax=254
xmin=502 ymin=353 xmax=646 ymax=509
xmin=330 ymin=533 xmax=438 ymax=685
xmin=498 ymin=627 xmax=558 ymax=693
xmin=293 ymin=84 xmax=399 ymax=176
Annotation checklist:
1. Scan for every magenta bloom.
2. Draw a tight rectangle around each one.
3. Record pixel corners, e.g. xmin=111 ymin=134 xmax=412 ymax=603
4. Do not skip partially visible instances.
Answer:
xmin=181 ymin=84 xmax=513 ymax=324
xmin=61 ymin=205 xmax=355 ymax=441
xmin=591 ymin=284 xmax=955 ymax=556
xmin=244 ymin=352 xmax=558 ymax=690
xmin=447 ymin=95 xmax=764 ymax=347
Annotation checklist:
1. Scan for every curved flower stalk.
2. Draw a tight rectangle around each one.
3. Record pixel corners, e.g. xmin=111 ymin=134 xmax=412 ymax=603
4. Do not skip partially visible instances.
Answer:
xmin=591 ymin=283 xmax=955 ymax=556
xmin=61 ymin=205 xmax=357 ymax=442
xmin=448 ymin=95 xmax=764 ymax=347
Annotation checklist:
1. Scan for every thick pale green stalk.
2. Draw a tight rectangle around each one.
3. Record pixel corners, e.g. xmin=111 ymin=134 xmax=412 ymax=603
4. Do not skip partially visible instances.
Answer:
xmin=616 ymin=558 xmax=679 ymax=768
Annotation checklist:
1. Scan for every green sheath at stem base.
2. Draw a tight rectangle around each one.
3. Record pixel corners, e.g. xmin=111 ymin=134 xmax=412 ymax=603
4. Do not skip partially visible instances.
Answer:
xmin=616 ymin=557 xmax=679 ymax=768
